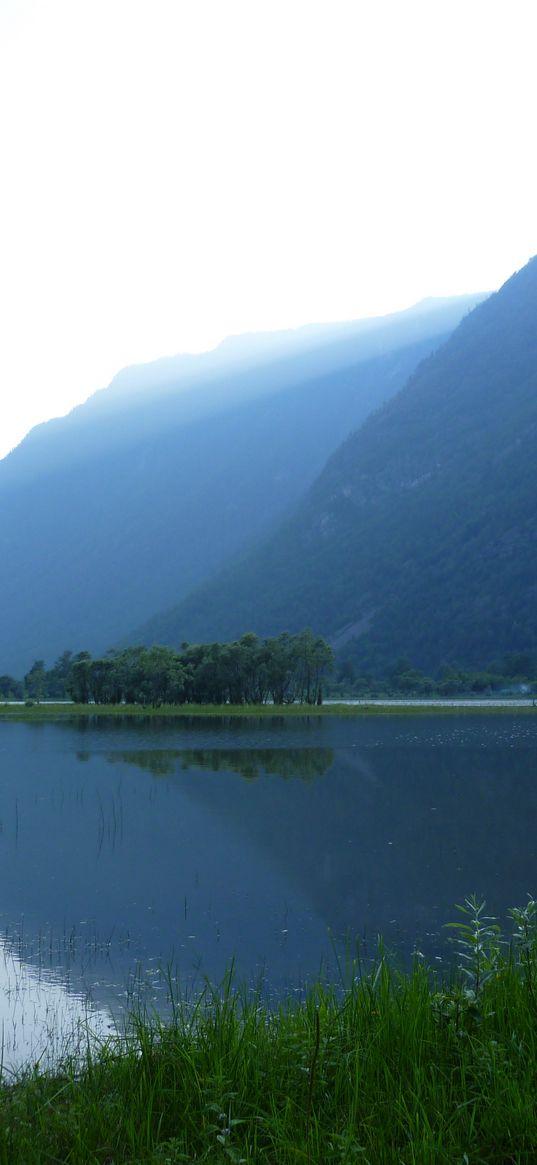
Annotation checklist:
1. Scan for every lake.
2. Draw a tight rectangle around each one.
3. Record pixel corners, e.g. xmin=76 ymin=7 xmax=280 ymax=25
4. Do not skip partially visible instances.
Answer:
xmin=1 ymin=712 xmax=536 ymax=1069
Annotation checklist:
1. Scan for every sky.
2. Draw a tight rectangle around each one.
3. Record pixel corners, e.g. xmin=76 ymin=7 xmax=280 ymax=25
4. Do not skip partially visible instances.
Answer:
xmin=1 ymin=0 xmax=536 ymax=460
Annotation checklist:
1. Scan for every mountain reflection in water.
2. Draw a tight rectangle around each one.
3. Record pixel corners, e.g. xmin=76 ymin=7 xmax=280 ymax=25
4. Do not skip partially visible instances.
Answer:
xmin=0 ymin=936 xmax=113 ymax=1074
xmin=1 ymin=713 xmax=537 ymax=1053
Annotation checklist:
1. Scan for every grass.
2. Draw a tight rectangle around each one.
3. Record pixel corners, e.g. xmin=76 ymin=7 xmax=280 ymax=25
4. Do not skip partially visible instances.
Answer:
xmin=2 ymin=901 xmax=537 ymax=1163
xmin=1 ymin=699 xmax=536 ymax=721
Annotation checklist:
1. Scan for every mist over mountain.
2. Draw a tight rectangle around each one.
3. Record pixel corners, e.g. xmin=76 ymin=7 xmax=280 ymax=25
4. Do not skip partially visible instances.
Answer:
xmin=137 ymin=259 xmax=537 ymax=673
xmin=1 ymin=297 xmax=480 ymax=491
xmin=0 ymin=296 xmax=479 ymax=676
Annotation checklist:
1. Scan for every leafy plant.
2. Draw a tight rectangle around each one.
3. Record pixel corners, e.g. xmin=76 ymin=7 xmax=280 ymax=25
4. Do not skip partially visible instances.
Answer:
xmin=445 ymin=895 xmax=502 ymax=1002
xmin=509 ymin=896 xmax=537 ymax=1000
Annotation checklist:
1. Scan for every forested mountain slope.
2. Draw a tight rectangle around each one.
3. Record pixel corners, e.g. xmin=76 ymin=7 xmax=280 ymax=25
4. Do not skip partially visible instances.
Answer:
xmin=140 ymin=258 xmax=537 ymax=672
xmin=0 ymin=297 xmax=479 ymax=675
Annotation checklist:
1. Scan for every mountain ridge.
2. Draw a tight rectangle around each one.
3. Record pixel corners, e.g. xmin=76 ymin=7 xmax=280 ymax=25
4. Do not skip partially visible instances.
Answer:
xmin=131 ymin=259 xmax=537 ymax=672
xmin=0 ymin=294 xmax=483 ymax=490
xmin=0 ymin=295 xmax=482 ymax=675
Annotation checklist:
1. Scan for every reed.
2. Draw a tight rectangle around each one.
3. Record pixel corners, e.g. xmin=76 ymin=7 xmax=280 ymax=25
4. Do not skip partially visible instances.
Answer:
xmin=1 ymin=899 xmax=537 ymax=1162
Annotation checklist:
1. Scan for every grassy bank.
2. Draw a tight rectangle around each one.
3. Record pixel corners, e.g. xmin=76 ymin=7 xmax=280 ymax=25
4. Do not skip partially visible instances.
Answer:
xmin=2 ymin=900 xmax=537 ymax=1163
xmin=1 ymin=699 xmax=536 ymax=721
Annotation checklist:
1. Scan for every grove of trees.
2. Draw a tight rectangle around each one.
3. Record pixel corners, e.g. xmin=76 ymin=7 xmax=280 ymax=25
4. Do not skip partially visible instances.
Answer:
xmin=3 ymin=639 xmax=537 ymax=706
xmin=63 ymin=630 xmax=334 ymax=707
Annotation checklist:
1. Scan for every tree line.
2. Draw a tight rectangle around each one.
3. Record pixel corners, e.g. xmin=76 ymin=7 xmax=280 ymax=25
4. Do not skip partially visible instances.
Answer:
xmin=1 ymin=631 xmax=334 ymax=707
xmin=4 ymin=640 xmax=536 ymax=705
xmin=333 ymin=651 xmax=537 ymax=698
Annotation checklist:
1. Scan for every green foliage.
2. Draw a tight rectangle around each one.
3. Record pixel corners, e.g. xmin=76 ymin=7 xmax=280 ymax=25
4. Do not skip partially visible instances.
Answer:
xmin=67 ymin=651 xmax=92 ymax=703
xmin=326 ymin=649 xmax=537 ymax=699
xmin=0 ymin=673 xmax=24 ymax=700
xmin=60 ymin=630 xmax=334 ymax=708
xmin=3 ymin=899 xmax=537 ymax=1163
xmin=108 ymin=745 xmax=334 ymax=781
xmin=444 ymin=895 xmax=502 ymax=1004
xmin=23 ymin=659 xmax=47 ymax=702
xmin=509 ymin=897 xmax=537 ymax=1001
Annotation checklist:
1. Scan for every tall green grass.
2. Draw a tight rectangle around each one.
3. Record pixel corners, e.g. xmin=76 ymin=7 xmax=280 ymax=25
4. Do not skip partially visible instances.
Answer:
xmin=2 ymin=899 xmax=537 ymax=1163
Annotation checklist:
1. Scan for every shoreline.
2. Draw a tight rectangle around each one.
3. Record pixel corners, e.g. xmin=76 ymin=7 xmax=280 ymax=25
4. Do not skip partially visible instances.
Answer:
xmin=1 ymin=698 xmax=536 ymax=720
xmin=2 ymin=928 xmax=537 ymax=1162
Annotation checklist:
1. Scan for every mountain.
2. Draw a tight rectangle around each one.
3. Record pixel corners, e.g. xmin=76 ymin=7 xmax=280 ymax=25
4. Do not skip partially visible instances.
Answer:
xmin=136 ymin=259 xmax=537 ymax=672
xmin=0 ymin=295 xmax=482 ymax=676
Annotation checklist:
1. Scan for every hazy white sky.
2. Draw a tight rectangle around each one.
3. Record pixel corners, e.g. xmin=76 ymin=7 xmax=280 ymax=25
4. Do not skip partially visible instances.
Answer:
xmin=1 ymin=0 xmax=536 ymax=459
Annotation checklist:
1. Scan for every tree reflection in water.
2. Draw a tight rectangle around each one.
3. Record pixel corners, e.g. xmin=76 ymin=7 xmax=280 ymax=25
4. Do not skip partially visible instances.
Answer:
xmin=105 ymin=747 xmax=334 ymax=782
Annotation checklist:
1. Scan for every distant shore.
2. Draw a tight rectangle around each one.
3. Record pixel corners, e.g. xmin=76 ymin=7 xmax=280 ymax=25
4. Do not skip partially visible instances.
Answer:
xmin=1 ymin=698 xmax=536 ymax=719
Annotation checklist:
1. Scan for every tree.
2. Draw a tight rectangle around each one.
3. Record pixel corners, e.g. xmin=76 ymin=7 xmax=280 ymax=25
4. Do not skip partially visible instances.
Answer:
xmin=67 ymin=652 xmax=92 ymax=704
xmin=89 ymin=658 xmax=117 ymax=704
xmin=291 ymin=630 xmax=334 ymax=704
xmin=46 ymin=650 xmax=74 ymax=698
xmin=24 ymin=659 xmax=47 ymax=702
xmin=137 ymin=646 xmax=186 ymax=706
xmin=0 ymin=673 xmax=24 ymax=700
xmin=264 ymin=632 xmax=299 ymax=704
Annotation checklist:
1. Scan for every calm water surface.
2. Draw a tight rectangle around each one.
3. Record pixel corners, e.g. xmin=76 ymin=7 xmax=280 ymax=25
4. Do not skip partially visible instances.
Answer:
xmin=0 ymin=713 xmax=536 ymax=1067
